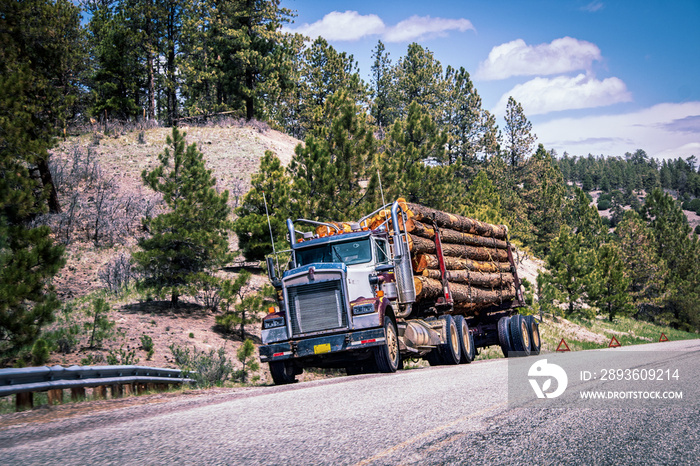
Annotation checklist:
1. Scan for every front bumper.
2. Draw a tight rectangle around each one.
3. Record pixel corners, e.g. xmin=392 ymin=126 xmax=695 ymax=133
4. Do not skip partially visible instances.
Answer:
xmin=259 ymin=328 xmax=386 ymax=362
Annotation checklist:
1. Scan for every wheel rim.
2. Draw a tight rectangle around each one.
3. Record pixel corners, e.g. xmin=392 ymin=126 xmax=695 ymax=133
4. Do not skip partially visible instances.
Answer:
xmin=387 ymin=323 xmax=399 ymax=365
xmin=532 ymin=323 xmax=540 ymax=348
xmin=521 ymin=320 xmax=530 ymax=350
xmin=450 ymin=322 xmax=459 ymax=356
xmin=462 ymin=321 xmax=471 ymax=355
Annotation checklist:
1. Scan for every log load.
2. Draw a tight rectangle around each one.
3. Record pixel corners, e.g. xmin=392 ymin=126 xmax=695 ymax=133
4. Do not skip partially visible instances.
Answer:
xmin=406 ymin=203 xmax=508 ymax=239
xmin=408 ymin=234 xmax=509 ymax=262
xmin=421 ymin=269 xmax=514 ymax=288
xmin=406 ymin=219 xmax=509 ymax=250
xmin=412 ymin=254 xmax=512 ymax=274
xmin=414 ymin=276 xmax=517 ymax=304
xmin=330 ymin=199 xmax=521 ymax=314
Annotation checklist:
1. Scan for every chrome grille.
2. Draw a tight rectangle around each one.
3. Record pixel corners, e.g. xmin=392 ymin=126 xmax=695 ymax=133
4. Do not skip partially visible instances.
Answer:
xmin=288 ymin=280 xmax=347 ymax=335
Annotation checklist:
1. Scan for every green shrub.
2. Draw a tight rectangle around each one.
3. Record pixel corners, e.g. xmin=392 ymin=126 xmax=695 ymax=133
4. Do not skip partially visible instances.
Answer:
xmin=597 ymin=198 xmax=611 ymax=210
xmin=107 ymin=345 xmax=139 ymax=365
xmin=168 ymin=344 xmax=233 ymax=388
xmin=140 ymin=334 xmax=155 ymax=360
xmin=681 ymin=198 xmax=700 ymax=212
xmin=85 ymin=298 xmax=116 ymax=348
xmin=31 ymin=339 xmax=50 ymax=366
xmin=234 ymin=339 xmax=260 ymax=384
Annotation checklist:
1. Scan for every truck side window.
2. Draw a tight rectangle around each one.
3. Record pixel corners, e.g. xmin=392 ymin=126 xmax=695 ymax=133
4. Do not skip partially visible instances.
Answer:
xmin=375 ymin=240 xmax=389 ymax=264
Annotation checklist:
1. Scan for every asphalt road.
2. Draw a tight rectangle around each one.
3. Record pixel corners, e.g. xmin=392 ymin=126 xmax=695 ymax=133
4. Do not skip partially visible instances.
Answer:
xmin=2 ymin=339 xmax=698 ymax=465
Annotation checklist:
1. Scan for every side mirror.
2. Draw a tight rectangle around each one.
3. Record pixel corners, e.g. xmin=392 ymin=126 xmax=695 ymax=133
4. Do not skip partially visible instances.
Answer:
xmin=266 ymin=257 xmax=281 ymax=287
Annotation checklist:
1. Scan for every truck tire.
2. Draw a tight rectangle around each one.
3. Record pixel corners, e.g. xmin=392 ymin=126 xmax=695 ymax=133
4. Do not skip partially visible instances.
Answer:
xmin=525 ymin=315 xmax=541 ymax=355
xmin=269 ymin=360 xmax=297 ymax=385
xmin=374 ymin=316 xmax=400 ymax=373
xmin=455 ymin=315 xmax=474 ymax=364
xmin=509 ymin=314 xmax=531 ymax=356
xmin=498 ymin=316 xmax=513 ymax=358
xmin=440 ymin=315 xmax=461 ymax=365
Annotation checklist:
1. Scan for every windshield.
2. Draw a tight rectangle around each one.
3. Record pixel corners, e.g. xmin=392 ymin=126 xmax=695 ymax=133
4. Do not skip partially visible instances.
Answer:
xmin=296 ymin=238 xmax=372 ymax=266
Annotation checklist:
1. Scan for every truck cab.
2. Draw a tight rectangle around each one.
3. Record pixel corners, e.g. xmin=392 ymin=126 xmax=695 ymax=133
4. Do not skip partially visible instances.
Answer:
xmin=259 ymin=217 xmax=401 ymax=384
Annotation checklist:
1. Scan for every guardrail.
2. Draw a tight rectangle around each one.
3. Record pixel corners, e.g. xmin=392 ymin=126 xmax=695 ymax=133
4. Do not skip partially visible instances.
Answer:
xmin=0 ymin=365 xmax=193 ymax=412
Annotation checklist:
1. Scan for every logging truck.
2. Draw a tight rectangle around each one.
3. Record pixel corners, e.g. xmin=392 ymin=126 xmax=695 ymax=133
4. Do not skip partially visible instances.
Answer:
xmin=259 ymin=200 xmax=541 ymax=385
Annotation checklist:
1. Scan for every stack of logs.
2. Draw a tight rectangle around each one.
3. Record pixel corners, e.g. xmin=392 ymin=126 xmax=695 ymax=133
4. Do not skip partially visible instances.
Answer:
xmin=366 ymin=201 xmax=518 ymax=314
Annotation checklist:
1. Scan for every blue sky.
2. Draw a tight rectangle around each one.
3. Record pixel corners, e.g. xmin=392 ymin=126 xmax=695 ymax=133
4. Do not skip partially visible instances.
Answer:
xmin=280 ymin=0 xmax=700 ymax=161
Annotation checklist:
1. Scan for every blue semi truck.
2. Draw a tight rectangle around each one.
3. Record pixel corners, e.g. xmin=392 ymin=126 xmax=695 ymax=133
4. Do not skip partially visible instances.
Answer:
xmin=259 ymin=200 xmax=541 ymax=384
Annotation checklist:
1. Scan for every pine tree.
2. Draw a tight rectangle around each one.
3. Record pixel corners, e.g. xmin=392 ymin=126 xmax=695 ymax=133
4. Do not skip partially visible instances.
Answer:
xmin=442 ymin=66 xmax=498 ymax=166
xmin=502 ymin=97 xmax=536 ymax=168
xmin=370 ymin=40 xmax=393 ymax=130
xmin=179 ymin=0 xmax=219 ymax=116
xmin=2 ymin=0 xmax=85 ymax=213
xmin=222 ymin=0 xmax=294 ymax=120
xmin=615 ymin=210 xmax=668 ymax=320
xmin=377 ymin=102 xmax=462 ymax=211
xmin=522 ymin=144 xmax=567 ymax=256
xmin=565 ymin=188 xmax=605 ymax=246
xmin=289 ymin=91 xmax=377 ymax=221
xmin=217 ymin=273 xmax=274 ymax=340
xmin=233 ymin=151 xmax=295 ymax=261
xmin=0 ymin=73 xmax=64 ymax=357
xmin=388 ymin=43 xmax=445 ymax=123
xmin=86 ymin=1 xmax=144 ymax=120
xmin=486 ymin=155 xmax=533 ymax=247
xmin=235 ymin=339 xmax=260 ymax=383
xmin=587 ymin=243 xmax=632 ymax=321
xmin=539 ymin=225 xmax=592 ymax=316
xmin=134 ymin=127 xmax=232 ymax=306
xmin=292 ymin=37 xmax=366 ymax=138
xmin=642 ymin=188 xmax=700 ymax=329
xmin=462 ymin=171 xmax=505 ymax=225
xmin=1 ymin=0 xmax=76 ymax=359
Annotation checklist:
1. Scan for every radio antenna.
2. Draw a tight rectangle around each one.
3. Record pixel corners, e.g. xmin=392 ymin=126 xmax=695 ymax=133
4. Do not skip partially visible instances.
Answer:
xmin=262 ymin=191 xmax=279 ymax=272
xmin=377 ymin=170 xmax=389 ymax=230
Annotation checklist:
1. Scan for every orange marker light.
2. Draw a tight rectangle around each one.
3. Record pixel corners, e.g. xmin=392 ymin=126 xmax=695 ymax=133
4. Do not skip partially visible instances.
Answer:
xmin=268 ymin=306 xmax=276 ymax=314
xmin=376 ymin=290 xmax=384 ymax=298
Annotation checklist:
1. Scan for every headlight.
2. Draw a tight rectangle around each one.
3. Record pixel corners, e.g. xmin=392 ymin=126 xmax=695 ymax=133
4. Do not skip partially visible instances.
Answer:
xmin=352 ymin=303 xmax=375 ymax=315
xmin=263 ymin=317 xmax=285 ymax=329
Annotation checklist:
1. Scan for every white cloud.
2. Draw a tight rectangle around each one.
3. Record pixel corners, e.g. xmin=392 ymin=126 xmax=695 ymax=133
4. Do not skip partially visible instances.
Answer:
xmin=290 ymin=11 xmax=385 ymax=41
xmin=383 ymin=16 xmax=474 ymax=43
xmin=534 ymin=102 xmax=700 ymax=160
xmin=476 ymin=37 xmax=602 ymax=80
xmin=285 ymin=11 xmax=473 ymax=43
xmin=582 ymin=2 xmax=605 ymax=13
xmin=492 ymin=74 xmax=632 ymax=116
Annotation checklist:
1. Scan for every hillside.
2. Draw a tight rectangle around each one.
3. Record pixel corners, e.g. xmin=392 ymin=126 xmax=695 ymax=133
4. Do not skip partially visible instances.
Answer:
xmin=43 ymin=123 xmax=300 ymax=381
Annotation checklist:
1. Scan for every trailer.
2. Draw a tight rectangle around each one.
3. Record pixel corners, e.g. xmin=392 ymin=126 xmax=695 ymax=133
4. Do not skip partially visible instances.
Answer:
xmin=259 ymin=200 xmax=541 ymax=384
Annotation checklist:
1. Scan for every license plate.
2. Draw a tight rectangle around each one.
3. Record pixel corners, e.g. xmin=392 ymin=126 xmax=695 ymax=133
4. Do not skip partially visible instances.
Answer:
xmin=314 ymin=343 xmax=331 ymax=354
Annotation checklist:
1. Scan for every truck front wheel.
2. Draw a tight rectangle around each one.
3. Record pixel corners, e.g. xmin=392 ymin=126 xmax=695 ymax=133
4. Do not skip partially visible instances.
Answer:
xmin=269 ymin=360 xmax=297 ymax=385
xmin=374 ymin=316 xmax=400 ymax=373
